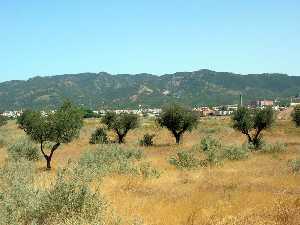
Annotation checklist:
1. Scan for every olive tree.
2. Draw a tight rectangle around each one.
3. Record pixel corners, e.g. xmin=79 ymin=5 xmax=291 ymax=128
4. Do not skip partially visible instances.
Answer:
xmin=0 ymin=115 xmax=8 ymax=127
xmin=292 ymin=105 xmax=300 ymax=127
xmin=17 ymin=101 xmax=83 ymax=169
xmin=232 ymin=106 xmax=274 ymax=149
xmin=102 ymin=112 xmax=138 ymax=143
xmin=157 ymin=104 xmax=198 ymax=144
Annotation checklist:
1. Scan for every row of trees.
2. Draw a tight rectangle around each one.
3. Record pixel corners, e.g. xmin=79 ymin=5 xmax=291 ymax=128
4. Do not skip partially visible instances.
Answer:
xmin=8 ymin=100 xmax=300 ymax=170
xmin=15 ymin=102 xmax=198 ymax=169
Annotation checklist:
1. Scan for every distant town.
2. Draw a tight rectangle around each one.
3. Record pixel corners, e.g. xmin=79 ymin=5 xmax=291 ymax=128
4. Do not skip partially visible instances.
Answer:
xmin=2 ymin=96 xmax=300 ymax=119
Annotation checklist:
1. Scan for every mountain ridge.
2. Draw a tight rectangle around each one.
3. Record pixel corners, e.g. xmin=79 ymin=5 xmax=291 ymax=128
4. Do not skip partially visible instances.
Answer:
xmin=0 ymin=69 xmax=299 ymax=110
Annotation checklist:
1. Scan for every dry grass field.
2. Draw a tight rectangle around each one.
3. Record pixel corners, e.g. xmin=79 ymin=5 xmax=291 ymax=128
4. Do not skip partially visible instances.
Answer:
xmin=1 ymin=114 xmax=300 ymax=225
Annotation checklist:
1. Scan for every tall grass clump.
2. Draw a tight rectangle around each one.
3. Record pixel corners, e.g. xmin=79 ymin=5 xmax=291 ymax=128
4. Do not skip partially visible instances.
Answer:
xmin=138 ymin=162 xmax=161 ymax=178
xmin=169 ymin=151 xmax=201 ymax=169
xmin=0 ymin=133 xmax=6 ymax=148
xmin=7 ymin=137 xmax=40 ymax=161
xmin=0 ymin=160 xmax=108 ymax=225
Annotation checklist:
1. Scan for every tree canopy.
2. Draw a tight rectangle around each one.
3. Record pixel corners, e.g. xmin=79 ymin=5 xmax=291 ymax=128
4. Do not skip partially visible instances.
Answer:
xmin=157 ymin=103 xmax=198 ymax=144
xmin=232 ymin=106 xmax=274 ymax=149
xmin=292 ymin=105 xmax=300 ymax=127
xmin=102 ymin=112 xmax=138 ymax=143
xmin=17 ymin=101 xmax=83 ymax=169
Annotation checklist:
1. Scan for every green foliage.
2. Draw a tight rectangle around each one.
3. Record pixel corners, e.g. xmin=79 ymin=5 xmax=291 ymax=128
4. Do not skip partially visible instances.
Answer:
xmin=0 ymin=160 xmax=107 ymax=225
xmin=79 ymin=145 xmax=143 ymax=176
xmin=169 ymin=151 xmax=201 ymax=169
xmin=222 ymin=144 xmax=249 ymax=160
xmin=0 ymin=115 xmax=8 ymax=127
xmin=36 ymin=167 xmax=106 ymax=224
xmin=102 ymin=112 xmax=139 ymax=143
xmin=200 ymin=135 xmax=221 ymax=152
xmin=292 ymin=105 xmax=300 ymax=127
xmin=79 ymin=145 xmax=160 ymax=179
xmin=0 ymin=70 xmax=298 ymax=110
xmin=89 ymin=127 xmax=108 ymax=144
xmin=17 ymin=101 xmax=84 ymax=169
xmin=139 ymin=133 xmax=155 ymax=146
xmin=261 ymin=142 xmax=287 ymax=154
xmin=288 ymin=159 xmax=300 ymax=173
xmin=81 ymin=107 xmax=98 ymax=118
xmin=7 ymin=137 xmax=40 ymax=161
xmin=232 ymin=107 xmax=253 ymax=136
xmin=232 ymin=107 xmax=275 ymax=149
xmin=200 ymin=136 xmax=223 ymax=165
xmin=157 ymin=103 xmax=198 ymax=144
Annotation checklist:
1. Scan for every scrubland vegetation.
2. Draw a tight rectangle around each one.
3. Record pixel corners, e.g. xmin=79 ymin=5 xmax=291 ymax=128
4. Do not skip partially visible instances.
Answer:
xmin=0 ymin=104 xmax=300 ymax=224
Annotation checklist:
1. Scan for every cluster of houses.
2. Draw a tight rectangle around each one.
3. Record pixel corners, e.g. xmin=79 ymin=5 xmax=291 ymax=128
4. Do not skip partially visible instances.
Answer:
xmin=1 ymin=97 xmax=298 ymax=119
xmin=0 ymin=110 xmax=23 ymax=118
xmin=92 ymin=108 xmax=162 ymax=117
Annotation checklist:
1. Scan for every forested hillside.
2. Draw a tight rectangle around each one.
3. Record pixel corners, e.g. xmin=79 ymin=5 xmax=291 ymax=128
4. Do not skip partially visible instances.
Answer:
xmin=0 ymin=69 xmax=299 ymax=110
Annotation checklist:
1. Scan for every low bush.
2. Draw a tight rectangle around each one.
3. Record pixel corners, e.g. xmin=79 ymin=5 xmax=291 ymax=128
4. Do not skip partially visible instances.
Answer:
xmin=222 ymin=144 xmax=249 ymax=160
xmin=79 ymin=145 xmax=143 ymax=176
xmin=89 ymin=127 xmax=108 ymax=144
xmin=261 ymin=142 xmax=287 ymax=154
xmin=139 ymin=133 xmax=155 ymax=146
xmin=200 ymin=136 xmax=223 ymax=165
xmin=169 ymin=151 xmax=201 ymax=169
xmin=7 ymin=137 xmax=40 ymax=161
xmin=36 ymin=166 xmax=106 ymax=224
xmin=288 ymin=159 xmax=300 ymax=173
xmin=200 ymin=136 xmax=221 ymax=152
xmin=0 ymin=160 xmax=108 ymax=225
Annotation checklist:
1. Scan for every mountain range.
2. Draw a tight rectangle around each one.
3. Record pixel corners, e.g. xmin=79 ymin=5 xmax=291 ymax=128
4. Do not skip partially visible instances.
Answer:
xmin=0 ymin=69 xmax=299 ymax=110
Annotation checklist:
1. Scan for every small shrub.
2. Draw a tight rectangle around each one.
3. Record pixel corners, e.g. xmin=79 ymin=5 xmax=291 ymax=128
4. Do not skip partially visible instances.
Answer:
xmin=0 ymin=160 xmax=108 ymax=225
xmin=261 ymin=142 xmax=287 ymax=154
xmin=139 ymin=133 xmax=155 ymax=146
xmin=90 ymin=127 xmax=108 ymax=144
xmin=203 ymin=147 xmax=222 ymax=165
xmin=169 ymin=151 xmax=201 ymax=169
xmin=200 ymin=136 xmax=223 ymax=165
xmin=138 ymin=162 xmax=161 ymax=178
xmin=223 ymin=144 xmax=249 ymax=160
xmin=79 ymin=145 xmax=143 ymax=176
xmin=288 ymin=159 xmax=300 ymax=173
xmin=7 ymin=137 xmax=40 ymax=161
xmin=200 ymin=136 xmax=221 ymax=152
xmin=36 ymin=166 xmax=106 ymax=224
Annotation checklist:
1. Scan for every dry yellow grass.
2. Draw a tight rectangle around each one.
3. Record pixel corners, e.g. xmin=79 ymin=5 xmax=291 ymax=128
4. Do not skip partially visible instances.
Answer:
xmin=1 ymin=116 xmax=300 ymax=225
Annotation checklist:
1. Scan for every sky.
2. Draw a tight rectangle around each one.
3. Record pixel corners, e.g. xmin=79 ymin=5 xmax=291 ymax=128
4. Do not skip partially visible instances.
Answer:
xmin=0 ymin=0 xmax=299 ymax=82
